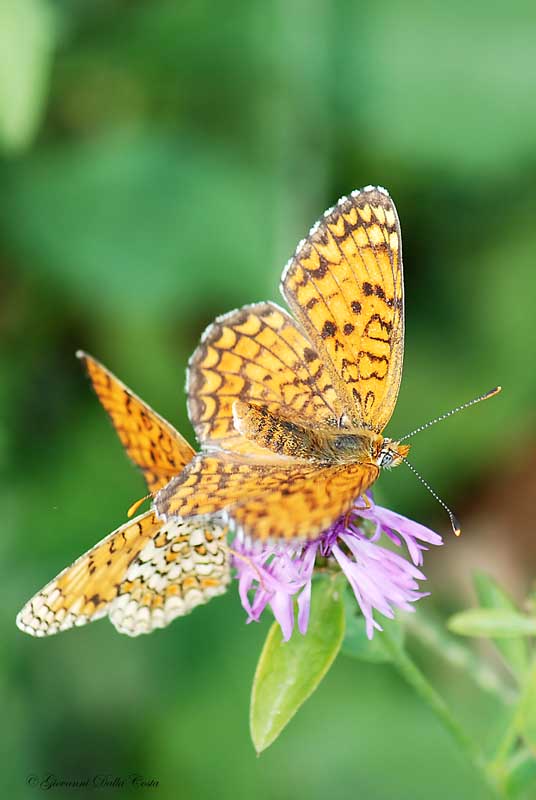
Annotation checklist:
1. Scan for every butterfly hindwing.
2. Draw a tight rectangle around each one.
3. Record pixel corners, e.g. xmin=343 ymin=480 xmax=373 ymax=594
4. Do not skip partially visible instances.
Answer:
xmin=16 ymin=511 xmax=230 ymax=637
xmin=109 ymin=517 xmax=230 ymax=635
xmin=187 ymin=301 xmax=345 ymax=453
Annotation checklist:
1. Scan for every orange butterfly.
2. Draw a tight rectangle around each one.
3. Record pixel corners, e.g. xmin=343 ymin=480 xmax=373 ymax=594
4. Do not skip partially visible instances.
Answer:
xmin=156 ymin=187 xmax=409 ymax=540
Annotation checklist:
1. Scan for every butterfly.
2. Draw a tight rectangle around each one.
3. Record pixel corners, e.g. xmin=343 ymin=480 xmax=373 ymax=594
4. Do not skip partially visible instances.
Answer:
xmin=17 ymin=185 xmax=410 ymax=637
xmin=16 ymin=353 xmax=230 ymax=637
xmin=155 ymin=186 xmax=410 ymax=541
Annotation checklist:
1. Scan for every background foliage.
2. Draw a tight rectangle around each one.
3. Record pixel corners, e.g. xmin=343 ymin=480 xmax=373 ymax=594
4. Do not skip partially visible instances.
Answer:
xmin=3 ymin=1 xmax=536 ymax=798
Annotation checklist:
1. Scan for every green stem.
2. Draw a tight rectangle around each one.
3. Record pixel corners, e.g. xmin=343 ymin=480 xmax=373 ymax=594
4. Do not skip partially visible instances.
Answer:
xmin=492 ymin=657 xmax=536 ymax=774
xmin=381 ymin=625 xmax=502 ymax=799
xmin=405 ymin=611 xmax=517 ymax=704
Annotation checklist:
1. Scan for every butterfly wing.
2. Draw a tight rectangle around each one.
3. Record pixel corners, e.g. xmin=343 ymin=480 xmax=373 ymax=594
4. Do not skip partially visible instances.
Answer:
xmin=156 ymin=452 xmax=317 ymax=519
xmin=187 ymin=301 xmax=346 ymax=454
xmin=156 ymin=453 xmax=378 ymax=541
xmin=281 ymin=187 xmax=404 ymax=432
xmin=16 ymin=511 xmax=230 ymax=637
xmin=109 ymin=517 xmax=229 ymax=635
xmin=228 ymin=462 xmax=379 ymax=541
xmin=78 ymin=351 xmax=195 ymax=491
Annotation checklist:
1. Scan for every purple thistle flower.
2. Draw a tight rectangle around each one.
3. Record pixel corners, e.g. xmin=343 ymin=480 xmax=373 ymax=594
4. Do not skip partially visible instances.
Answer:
xmin=231 ymin=496 xmax=442 ymax=641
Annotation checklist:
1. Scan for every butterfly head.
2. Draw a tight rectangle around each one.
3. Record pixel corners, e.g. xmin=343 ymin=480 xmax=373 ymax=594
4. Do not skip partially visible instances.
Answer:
xmin=328 ymin=431 xmax=410 ymax=468
xmin=373 ymin=438 xmax=410 ymax=470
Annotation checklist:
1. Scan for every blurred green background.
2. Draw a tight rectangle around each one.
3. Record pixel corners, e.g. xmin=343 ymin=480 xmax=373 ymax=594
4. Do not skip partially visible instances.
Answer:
xmin=3 ymin=1 xmax=536 ymax=798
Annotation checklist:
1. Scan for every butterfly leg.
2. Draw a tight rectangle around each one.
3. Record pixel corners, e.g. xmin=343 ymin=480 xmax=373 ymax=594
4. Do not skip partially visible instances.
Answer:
xmin=223 ymin=543 xmax=267 ymax=592
xmin=353 ymin=493 xmax=372 ymax=512
xmin=342 ymin=493 xmax=372 ymax=528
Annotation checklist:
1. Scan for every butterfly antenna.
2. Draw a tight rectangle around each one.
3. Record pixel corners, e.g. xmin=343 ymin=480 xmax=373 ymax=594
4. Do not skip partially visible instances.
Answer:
xmin=398 ymin=386 xmax=502 ymax=443
xmin=399 ymin=456 xmax=461 ymax=536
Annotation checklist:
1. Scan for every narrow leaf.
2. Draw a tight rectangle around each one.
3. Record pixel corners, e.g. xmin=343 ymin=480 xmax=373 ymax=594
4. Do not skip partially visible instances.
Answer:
xmin=473 ymin=572 xmax=528 ymax=677
xmin=448 ymin=609 xmax=536 ymax=638
xmin=0 ymin=0 xmax=55 ymax=152
xmin=250 ymin=577 xmax=345 ymax=754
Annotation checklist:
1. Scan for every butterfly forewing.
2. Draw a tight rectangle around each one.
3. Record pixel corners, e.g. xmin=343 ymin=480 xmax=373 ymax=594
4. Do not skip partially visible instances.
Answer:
xmin=281 ymin=187 xmax=404 ymax=432
xmin=227 ymin=462 xmax=379 ymax=541
xmin=156 ymin=452 xmax=379 ymax=541
xmin=79 ymin=351 xmax=195 ymax=492
xmin=157 ymin=453 xmax=317 ymax=520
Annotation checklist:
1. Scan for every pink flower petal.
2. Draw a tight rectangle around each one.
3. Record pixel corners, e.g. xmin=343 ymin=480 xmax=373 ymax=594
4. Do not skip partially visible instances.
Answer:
xmin=231 ymin=495 xmax=442 ymax=640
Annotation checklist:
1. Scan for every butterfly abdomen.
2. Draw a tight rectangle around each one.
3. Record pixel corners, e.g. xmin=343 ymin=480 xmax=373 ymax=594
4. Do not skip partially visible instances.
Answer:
xmin=232 ymin=400 xmax=319 ymax=460
xmin=232 ymin=400 xmax=377 ymax=465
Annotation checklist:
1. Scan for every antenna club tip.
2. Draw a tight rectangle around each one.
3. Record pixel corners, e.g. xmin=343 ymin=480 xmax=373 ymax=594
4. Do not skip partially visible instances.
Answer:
xmin=451 ymin=514 xmax=462 ymax=537
xmin=454 ymin=528 xmax=462 ymax=537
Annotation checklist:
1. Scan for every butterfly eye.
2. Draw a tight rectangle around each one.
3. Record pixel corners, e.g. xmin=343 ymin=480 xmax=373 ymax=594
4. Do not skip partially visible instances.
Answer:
xmin=378 ymin=450 xmax=395 ymax=468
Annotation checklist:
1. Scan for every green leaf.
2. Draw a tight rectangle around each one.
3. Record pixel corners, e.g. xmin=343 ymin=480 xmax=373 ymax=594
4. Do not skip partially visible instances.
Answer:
xmin=448 ymin=609 xmax=536 ymax=638
xmin=250 ymin=577 xmax=345 ymax=754
xmin=0 ymin=0 xmax=55 ymax=153
xmin=473 ymin=572 xmax=529 ymax=677
xmin=341 ymin=588 xmax=404 ymax=663
xmin=504 ymin=750 xmax=536 ymax=799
